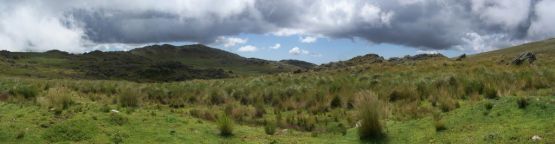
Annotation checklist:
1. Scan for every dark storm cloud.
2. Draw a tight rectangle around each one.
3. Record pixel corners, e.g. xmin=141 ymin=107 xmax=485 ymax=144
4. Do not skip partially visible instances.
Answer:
xmin=1 ymin=0 xmax=555 ymax=52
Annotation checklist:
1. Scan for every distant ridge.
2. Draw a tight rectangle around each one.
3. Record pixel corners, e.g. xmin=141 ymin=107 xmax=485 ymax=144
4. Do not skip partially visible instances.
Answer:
xmin=0 ymin=44 xmax=314 ymax=82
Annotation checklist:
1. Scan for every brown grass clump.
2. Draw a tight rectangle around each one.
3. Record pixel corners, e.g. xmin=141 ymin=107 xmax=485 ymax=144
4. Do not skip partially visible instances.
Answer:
xmin=356 ymin=90 xmax=386 ymax=140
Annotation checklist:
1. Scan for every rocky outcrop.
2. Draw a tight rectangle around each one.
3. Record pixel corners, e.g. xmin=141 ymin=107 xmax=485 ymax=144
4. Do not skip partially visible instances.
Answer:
xmin=389 ymin=53 xmax=447 ymax=62
xmin=456 ymin=54 xmax=466 ymax=61
xmin=511 ymin=52 xmax=536 ymax=65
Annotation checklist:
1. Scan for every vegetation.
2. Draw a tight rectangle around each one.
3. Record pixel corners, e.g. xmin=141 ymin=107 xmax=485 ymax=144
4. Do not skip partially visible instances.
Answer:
xmin=0 ymin=39 xmax=554 ymax=143
xmin=218 ymin=114 xmax=235 ymax=137
xmin=356 ymin=91 xmax=385 ymax=140
xmin=264 ymin=117 xmax=278 ymax=135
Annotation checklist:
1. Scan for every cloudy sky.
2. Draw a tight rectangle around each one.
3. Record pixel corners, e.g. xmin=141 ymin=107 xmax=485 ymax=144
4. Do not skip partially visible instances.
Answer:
xmin=1 ymin=0 xmax=554 ymax=64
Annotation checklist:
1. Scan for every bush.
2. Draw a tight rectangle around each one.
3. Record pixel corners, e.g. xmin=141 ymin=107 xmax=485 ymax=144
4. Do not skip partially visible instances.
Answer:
xmin=118 ymin=88 xmax=142 ymax=107
xmin=356 ymin=90 xmax=385 ymax=140
xmin=217 ymin=114 xmax=234 ymax=137
xmin=264 ymin=118 xmax=277 ymax=135
xmin=43 ymin=119 xmax=96 ymax=142
xmin=517 ymin=97 xmax=528 ymax=109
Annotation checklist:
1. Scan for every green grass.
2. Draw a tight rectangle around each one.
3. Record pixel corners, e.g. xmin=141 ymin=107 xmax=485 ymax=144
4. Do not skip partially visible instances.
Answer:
xmin=1 ymin=96 xmax=553 ymax=143
xmin=0 ymin=39 xmax=554 ymax=143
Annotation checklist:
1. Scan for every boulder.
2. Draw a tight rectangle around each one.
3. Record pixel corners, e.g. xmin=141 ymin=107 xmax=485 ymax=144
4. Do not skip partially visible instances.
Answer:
xmin=512 ymin=52 xmax=536 ymax=65
xmin=456 ymin=54 xmax=466 ymax=61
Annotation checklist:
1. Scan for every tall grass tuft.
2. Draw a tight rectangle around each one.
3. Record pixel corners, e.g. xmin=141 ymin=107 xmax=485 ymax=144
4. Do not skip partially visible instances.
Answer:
xmin=484 ymin=87 xmax=498 ymax=99
xmin=264 ymin=117 xmax=277 ymax=135
xmin=217 ymin=114 xmax=235 ymax=137
xmin=118 ymin=88 xmax=142 ymax=107
xmin=40 ymin=87 xmax=75 ymax=110
xmin=517 ymin=97 xmax=528 ymax=109
xmin=356 ymin=90 xmax=385 ymax=140
xmin=9 ymin=84 xmax=38 ymax=99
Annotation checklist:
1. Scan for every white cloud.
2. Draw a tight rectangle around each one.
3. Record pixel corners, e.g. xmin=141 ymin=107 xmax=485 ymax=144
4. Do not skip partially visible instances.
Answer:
xmin=528 ymin=0 xmax=555 ymax=39
xmin=288 ymin=47 xmax=309 ymax=55
xmin=270 ymin=43 xmax=281 ymax=49
xmin=0 ymin=0 xmax=554 ymax=53
xmin=458 ymin=32 xmax=525 ymax=53
xmin=470 ymin=0 xmax=531 ymax=30
xmin=416 ymin=50 xmax=439 ymax=55
xmin=0 ymin=5 xmax=87 ymax=53
xmin=214 ymin=36 xmax=248 ymax=48
xmin=300 ymin=36 xmax=318 ymax=43
xmin=238 ymin=45 xmax=258 ymax=52
xmin=272 ymin=28 xmax=306 ymax=37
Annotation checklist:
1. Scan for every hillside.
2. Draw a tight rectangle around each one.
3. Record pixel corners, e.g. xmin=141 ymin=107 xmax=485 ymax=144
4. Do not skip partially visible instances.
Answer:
xmin=0 ymin=44 xmax=314 ymax=82
xmin=0 ymin=39 xmax=554 ymax=143
xmin=468 ymin=38 xmax=555 ymax=65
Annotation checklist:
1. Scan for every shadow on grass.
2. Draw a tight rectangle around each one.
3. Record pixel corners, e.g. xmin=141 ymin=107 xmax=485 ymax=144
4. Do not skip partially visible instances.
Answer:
xmin=359 ymin=136 xmax=388 ymax=144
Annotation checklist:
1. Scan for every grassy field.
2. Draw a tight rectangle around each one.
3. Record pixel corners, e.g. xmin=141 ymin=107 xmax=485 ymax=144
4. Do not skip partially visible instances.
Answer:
xmin=0 ymin=39 xmax=554 ymax=143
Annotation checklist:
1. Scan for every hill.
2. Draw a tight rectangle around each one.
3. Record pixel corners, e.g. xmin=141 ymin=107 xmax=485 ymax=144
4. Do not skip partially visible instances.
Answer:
xmin=0 ymin=39 xmax=554 ymax=143
xmin=0 ymin=44 xmax=313 ymax=82
xmin=130 ymin=44 xmax=311 ymax=75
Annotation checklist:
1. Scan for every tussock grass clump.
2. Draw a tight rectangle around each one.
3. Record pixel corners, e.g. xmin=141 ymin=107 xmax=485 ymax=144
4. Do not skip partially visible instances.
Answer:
xmin=117 ymin=88 xmax=142 ymax=107
xmin=264 ymin=117 xmax=277 ymax=135
xmin=217 ymin=114 xmax=235 ymax=137
xmin=517 ymin=97 xmax=529 ymax=109
xmin=9 ymin=84 xmax=38 ymax=99
xmin=330 ymin=95 xmax=342 ymax=108
xmin=40 ymin=87 xmax=75 ymax=110
xmin=356 ymin=90 xmax=385 ymax=140
xmin=484 ymin=101 xmax=494 ymax=110
xmin=432 ymin=112 xmax=446 ymax=132
xmin=484 ymin=87 xmax=498 ymax=99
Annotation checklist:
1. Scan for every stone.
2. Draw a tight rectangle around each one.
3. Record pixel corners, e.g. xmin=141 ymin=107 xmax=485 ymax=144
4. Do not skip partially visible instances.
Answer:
xmin=512 ymin=52 xmax=536 ymax=65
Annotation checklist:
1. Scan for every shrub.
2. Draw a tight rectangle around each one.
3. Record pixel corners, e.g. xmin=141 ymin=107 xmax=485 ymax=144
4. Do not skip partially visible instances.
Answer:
xmin=356 ymin=90 xmax=385 ymax=140
xmin=43 ymin=120 xmax=96 ymax=142
xmin=264 ymin=118 xmax=277 ymax=135
xmin=484 ymin=87 xmax=498 ymax=99
xmin=517 ymin=97 xmax=528 ymax=109
xmin=217 ymin=114 xmax=234 ymax=137
xmin=118 ymin=88 xmax=141 ymax=107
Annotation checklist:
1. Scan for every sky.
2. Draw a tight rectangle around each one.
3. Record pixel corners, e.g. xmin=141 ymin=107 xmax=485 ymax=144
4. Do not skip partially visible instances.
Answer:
xmin=1 ymin=0 xmax=554 ymax=64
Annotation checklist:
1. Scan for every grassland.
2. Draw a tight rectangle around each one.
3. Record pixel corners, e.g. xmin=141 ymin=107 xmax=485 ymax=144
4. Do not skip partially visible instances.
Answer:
xmin=0 ymin=39 xmax=554 ymax=143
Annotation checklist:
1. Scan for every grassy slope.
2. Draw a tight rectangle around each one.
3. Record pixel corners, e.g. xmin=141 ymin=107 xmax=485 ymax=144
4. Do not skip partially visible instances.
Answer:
xmin=0 ymin=39 xmax=554 ymax=143
xmin=1 ymin=96 xmax=553 ymax=143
